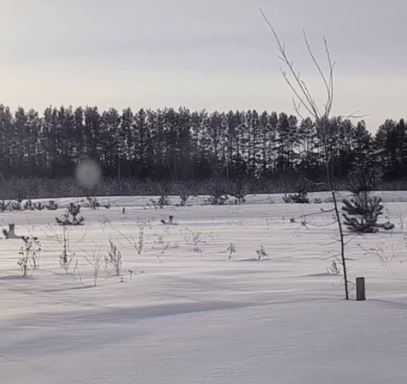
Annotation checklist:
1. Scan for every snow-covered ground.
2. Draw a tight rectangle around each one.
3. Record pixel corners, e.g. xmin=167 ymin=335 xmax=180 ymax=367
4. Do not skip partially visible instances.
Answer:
xmin=1 ymin=194 xmax=407 ymax=383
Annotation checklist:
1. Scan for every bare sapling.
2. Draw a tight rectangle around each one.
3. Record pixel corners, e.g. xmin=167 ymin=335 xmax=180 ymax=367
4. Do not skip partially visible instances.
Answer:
xmin=152 ymin=235 xmax=170 ymax=263
xmin=135 ymin=220 xmax=146 ymax=256
xmin=114 ymin=217 xmax=149 ymax=256
xmin=156 ymin=243 xmax=169 ymax=263
xmin=261 ymin=9 xmax=350 ymax=299
xmin=105 ymin=240 xmax=122 ymax=276
xmin=83 ymin=249 xmax=104 ymax=287
xmin=18 ymin=236 xmax=42 ymax=277
xmin=226 ymin=242 xmax=236 ymax=260
xmin=59 ymin=226 xmax=78 ymax=273
xmin=182 ymin=228 xmax=207 ymax=251
xmin=151 ymin=183 xmax=170 ymax=208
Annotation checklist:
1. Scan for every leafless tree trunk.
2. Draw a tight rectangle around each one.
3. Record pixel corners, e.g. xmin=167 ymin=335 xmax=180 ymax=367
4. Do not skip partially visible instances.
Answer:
xmin=261 ymin=9 xmax=349 ymax=299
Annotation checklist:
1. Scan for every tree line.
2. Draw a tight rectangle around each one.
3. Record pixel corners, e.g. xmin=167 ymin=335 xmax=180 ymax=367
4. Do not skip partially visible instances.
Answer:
xmin=0 ymin=104 xmax=405 ymax=187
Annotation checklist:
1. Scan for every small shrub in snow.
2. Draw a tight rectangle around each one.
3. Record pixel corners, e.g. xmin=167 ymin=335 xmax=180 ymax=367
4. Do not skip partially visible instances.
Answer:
xmin=34 ymin=202 xmax=45 ymax=210
xmin=151 ymin=184 xmax=170 ymax=208
xmin=179 ymin=193 xmax=190 ymax=207
xmin=135 ymin=221 xmax=146 ymax=256
xmin=86 ymin=196 xmax=100 ymax=210
xmin=157 ymin=242 xmax=169 ymax=263
xmin=158 ymin=194 xmax=170 ymax=207
xmin=83 ymin=250 xmax=104 ymax=287
xmin=256 ymin=245 xmax=268 ymax=261
xmin=373 ymin=243 xmax=397 ymax=266
xmin=2 ymin=200 xmax=22 ymax=211
xmin=105 ymin=240 xmax=122 ymax=276
xmin=205 ymin=179 xmax=228 ymax=205
xmin=0 ymin=200 xmax=7 ymax=212
xmin=56 ymin=203 xmax=85 ymax=226
xmin=327 ymin=260 xmax=341 ymax=275
xmin=59 ymin=227 xmax=78 ymax=274
xmin=182 ymin=228 xmax=205 ymax=248
xmin=267 ymin=196 xmax=274 ymax=204
xmin=282 ymin=190 xmax=309 ymax=204
xmin=12 ymin=200 xmax=22 ymax=210
xmin=23 ymin=199 xmax=44 ymax=210
xmin=114 ymin=217 xmax=150 ymax=256
xmin=23 ymin=199 xmax=34 ymax=210
xmin=193 ymin=246 xmax=203 ymax=256
xmin=342 ymin=169 xmax=394 ymax=233
xmin=18 ymin=236 xmax=42 ymax=277
xmin=46 ymin=200 xmax=58 ymax=210
xmin=160 ymin=215 xmax=178 ymax=225
xmin=229 ymin=180 xmax=250 ymax=205
xmin=85 ymin=196 xmax=110 ymax=209
xmin=226 ymin=242 xmax=236 ymax=260
xmin=206 ymin=193 xmax=228 ymax=206
xmin=152 ymin=235 xmax=178 ymax=263
xmin=0 ymin=197 xmax=23 ymax=211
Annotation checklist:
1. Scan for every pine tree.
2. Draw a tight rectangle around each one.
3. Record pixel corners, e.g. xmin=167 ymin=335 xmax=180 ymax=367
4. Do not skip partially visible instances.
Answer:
xmin=0 ymin=103 xmax=405 ymax=190
xmin=342 ymin=169 xmax=394 ymax=233
xmin=375 ymin=119 xmax=407 ymax=180
xmin=0 ymin=105 xmax=13 ymax=176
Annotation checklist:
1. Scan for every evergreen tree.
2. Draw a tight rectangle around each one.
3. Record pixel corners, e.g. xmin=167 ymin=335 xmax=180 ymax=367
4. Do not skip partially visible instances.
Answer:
xmin=0 ymin=103 xmax=404 ymax=190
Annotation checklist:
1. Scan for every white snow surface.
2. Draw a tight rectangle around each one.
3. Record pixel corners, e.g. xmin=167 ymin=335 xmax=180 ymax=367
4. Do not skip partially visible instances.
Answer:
xmin=1 ymin=193 xmax=407 ymax=383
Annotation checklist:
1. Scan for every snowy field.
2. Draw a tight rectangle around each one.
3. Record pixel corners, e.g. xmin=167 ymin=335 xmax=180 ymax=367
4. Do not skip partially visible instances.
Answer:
xmin=1 ymin=193 xmax=407 ymax=383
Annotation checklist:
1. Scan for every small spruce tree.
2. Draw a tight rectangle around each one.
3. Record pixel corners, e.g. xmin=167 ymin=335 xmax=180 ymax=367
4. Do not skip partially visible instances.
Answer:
xmin=342 ymin=169 xmax=394 ymax=233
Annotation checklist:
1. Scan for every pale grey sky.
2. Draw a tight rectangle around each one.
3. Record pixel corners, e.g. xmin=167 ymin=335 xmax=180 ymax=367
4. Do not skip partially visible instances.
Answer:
xmin=0 ymin=0 xmax=406 ymax=130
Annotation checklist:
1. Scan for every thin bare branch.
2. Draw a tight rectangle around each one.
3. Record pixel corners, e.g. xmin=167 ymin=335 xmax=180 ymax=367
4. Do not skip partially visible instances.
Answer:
xmin=261 ymin=8 xmax=321 ymax=119
xmin=303 ymin=30 xmax=331 ymax=106
xmin=292 ymin=98 xmax=305 ymax=120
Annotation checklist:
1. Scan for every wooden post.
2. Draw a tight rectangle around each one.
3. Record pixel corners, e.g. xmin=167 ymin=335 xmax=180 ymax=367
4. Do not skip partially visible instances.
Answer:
xmin=5 ymin=223 xmax=18 ymax=239
xmin=356 ymin=277 xmax=366 ymax=301
xmin=8 ymin=224 xmax=15 ymax=237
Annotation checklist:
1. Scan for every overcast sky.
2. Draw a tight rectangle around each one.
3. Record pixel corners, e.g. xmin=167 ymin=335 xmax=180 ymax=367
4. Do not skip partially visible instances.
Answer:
xmin=0 ymin=0 xmax=406 ymax=131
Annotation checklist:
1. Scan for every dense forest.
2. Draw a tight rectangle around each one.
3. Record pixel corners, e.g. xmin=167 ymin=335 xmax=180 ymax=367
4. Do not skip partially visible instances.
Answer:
xmin=0 ymin=104 xmax=406 ymax=197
